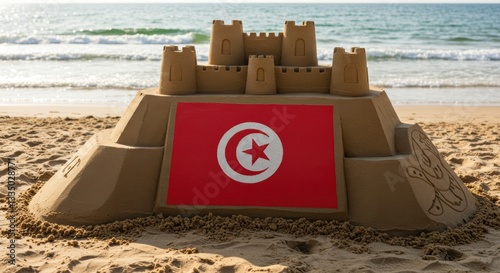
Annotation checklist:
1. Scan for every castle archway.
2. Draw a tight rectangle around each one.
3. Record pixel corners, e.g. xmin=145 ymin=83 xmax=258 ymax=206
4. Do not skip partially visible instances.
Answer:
xmin=295 ymin=38 xmax=305 ymax=56
xmin=222 ymin=39 xmax=231 ymax=55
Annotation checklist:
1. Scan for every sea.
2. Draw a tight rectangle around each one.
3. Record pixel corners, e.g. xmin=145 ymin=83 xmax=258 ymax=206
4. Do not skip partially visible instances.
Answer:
xmin=1 ymin=3 xmax=499 ymax=107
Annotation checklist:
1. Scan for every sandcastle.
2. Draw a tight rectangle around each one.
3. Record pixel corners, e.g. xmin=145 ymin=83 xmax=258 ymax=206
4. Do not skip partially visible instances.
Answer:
xmin=29 ymin=20 xmax=477 ymax=232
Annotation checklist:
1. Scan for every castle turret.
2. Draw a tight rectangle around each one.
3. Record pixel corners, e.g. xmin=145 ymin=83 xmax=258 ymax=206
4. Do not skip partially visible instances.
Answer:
xmin=159 ymin=46 xmax=197 ymax=95
xmin=280 ymin=21 xmax=318 ymax=67
xmin=330 ymin=47 xmax=370 ymax=97
xmin=208 ymin=20 xmax=245 ymax=65
xmin=246 ymin=55 xmax=277 ymax=95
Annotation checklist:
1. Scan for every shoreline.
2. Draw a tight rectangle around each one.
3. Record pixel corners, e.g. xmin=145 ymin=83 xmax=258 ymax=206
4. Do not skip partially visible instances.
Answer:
xmin=1 ymin=104 xmax=499 ymax=123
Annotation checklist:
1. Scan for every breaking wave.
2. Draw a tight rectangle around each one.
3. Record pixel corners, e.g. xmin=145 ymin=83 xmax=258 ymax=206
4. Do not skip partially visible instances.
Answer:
xmin=1 ymin=79 xmax=499 ymax=90
xmin=0 ymin=32 xmax=209 ymax=45
xmin=367 ymin=48 xmax=500 ymax=61
xmin=74 ymin=28 xmax=192 ymax=36
xmin=0 ymin=52 xmax=210 ymax=62
xmin=3 ymin=47 xmax=498 ymax=62
xmin=317 ymin=48 xmax=500 ymax=61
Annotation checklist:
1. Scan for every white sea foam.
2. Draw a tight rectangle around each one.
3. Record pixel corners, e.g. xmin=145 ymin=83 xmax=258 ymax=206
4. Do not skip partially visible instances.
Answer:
xmin=316 ymin=48 xmax=500 ymax=61
xmin=2 ymin=46 xmax=498 ymax=63
xmin=0 ymin=33 xmax=196 ymax=45
xmin=0 ymin=88 xmax=137 ymax=105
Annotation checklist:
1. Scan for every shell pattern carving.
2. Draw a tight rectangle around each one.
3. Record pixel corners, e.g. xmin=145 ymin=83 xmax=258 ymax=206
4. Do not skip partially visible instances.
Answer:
xmin=406 ymin=130 xmax=468 ymax=216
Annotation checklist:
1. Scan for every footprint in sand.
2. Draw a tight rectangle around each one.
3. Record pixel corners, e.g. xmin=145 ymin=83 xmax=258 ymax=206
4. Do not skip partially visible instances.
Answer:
xmin=284 ymin=239 xmax=321 ymax=254
xmin=26 ymin=141 xmax=43 ymax=147
xmin=462 ymin=158 xmax=484 ymax=170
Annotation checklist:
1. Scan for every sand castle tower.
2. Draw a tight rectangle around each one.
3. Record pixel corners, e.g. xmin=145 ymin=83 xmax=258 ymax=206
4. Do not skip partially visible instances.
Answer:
xmin=28 ymin=20 xmax=477 ymax=233
xmin=208 ymin=20 xmax=245 ymax=65
xmin=281 ymin=21 xmax=318 ymax=66
xmin=159 ymin=46 xmax=197 ymax=95
xmin=330 ymin=47 xmax=370 ymax=97
xmin=245 ymin=55 xmax=277 ymax=95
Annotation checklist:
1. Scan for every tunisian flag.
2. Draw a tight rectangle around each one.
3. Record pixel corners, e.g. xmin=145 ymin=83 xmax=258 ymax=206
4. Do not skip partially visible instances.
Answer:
xmin=166 ymin=102 xmax=337 ymax=209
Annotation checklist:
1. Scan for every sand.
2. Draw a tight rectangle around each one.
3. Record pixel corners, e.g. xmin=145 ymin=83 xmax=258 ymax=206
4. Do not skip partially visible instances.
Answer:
xmin=1 ymin=105 xmax=499 ymax=272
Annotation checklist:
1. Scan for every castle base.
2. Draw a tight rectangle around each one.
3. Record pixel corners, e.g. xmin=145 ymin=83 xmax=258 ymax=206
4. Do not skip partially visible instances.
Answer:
xmin=28 ymin=88 xmax=477 ymax=232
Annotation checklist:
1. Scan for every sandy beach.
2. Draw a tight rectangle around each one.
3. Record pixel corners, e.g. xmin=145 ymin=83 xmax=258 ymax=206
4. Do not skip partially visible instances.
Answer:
xmin=0 ymin=104 xmax=499 ymax=272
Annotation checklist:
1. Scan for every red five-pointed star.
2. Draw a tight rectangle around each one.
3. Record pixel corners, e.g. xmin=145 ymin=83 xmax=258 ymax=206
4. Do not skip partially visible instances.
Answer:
xmin=242 ymin=139 xmax=270 ymax=165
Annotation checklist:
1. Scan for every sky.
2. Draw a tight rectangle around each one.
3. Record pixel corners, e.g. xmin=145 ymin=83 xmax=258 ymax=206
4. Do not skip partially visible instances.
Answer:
xmin=1 ymin=0 xmax=499 ymax=3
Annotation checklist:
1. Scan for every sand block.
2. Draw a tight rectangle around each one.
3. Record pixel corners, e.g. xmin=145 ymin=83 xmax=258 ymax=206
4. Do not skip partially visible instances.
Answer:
xmin=275 ymin=66 xmax=331 ymax=94
xmin=111 ymin=88 xmax=172 ymax=147
xmin=196 ymin=65 xmax=247 ymax=94
xmin=109 ymin=87 xmax=405 ymax=221
xmin=113 ymin=88 xmax=400 ymax=157
xmin=334 ymin=88 xmax=400 ymax=157
xmin=29 ymin=130 xmax=164 ymax=225
xmin=346 ymin=124 xmax=477 ymax=232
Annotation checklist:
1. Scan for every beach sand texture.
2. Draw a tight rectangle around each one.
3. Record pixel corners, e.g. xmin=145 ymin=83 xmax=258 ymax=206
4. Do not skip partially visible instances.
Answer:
xmin=1 ymin=107 xmax=499 ymax=272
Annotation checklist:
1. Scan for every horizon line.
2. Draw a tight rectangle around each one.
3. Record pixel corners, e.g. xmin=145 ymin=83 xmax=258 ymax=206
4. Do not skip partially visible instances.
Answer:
xmin=2 ymin=1 xmax=499 ymax=4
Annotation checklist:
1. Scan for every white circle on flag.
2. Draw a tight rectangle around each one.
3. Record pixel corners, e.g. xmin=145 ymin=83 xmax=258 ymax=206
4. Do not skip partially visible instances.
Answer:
xmin=217 ymin=122 xmax=283 ymax=184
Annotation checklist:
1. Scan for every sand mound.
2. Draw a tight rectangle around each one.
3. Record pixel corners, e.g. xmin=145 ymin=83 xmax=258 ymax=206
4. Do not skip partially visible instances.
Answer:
xmin=1 ymin=116 xmax=500 ymax=272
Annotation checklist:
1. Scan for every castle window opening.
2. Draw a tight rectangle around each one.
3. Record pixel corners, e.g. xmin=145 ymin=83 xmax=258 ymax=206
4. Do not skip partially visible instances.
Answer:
xmin=295 ymin=38 xmax=305 ymax=56
xmin=344 ymin=64 xmax=358 ymax=83
xmin=257 ymin=68 xmax=265 ymax=82
xmin=222 ymin=39 xmax=231 ymax=55
xmin=169 ymin=63 xmax=182 ymax=81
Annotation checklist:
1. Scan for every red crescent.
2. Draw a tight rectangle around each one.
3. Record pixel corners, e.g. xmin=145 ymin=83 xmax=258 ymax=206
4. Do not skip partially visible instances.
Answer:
xmin=225 ymin=128 xmax=269 ymax=176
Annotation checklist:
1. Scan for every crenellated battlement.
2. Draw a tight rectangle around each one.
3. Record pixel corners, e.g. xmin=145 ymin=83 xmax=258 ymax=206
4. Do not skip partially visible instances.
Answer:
xmin=195 ymin=65 xmax=247 ymax=94
xmin=284 ymin=20 xmax=315 ymax=27
xmin=243 ymin=32 xmax=283 ymax=65
xmin=197 ymin=65 xmax=245 ymax=73
xmin=334 ymin=47 xmax=366 ymax=56
xmin=330 ymin=47 xmax=370 ymax=97
xmin=246 ymin=54 xmax=276 ymax=95
xmin=163 ymin=45 xmax=196 ymax=53
xmin=244 ymin=32 xmax=283 ymax=38
xmin=249 ymin=54 xmax=274 ymax=60
xmin=275 ymin=66 xmax=331 ymax=94
xmin=277 ymin=66 xmax=329 ymax=74
xmin=282 ymin=20 xmax=318 ymax=66
xmin=163 ymin=45 xmax=179 ymax=52
xmin=212 ymin=19 xmax=242 ymax=26
xmin=160 ymin=20 xmax=371 ymax=96
xmin=209 ymin=20 xmax=245 ymax=65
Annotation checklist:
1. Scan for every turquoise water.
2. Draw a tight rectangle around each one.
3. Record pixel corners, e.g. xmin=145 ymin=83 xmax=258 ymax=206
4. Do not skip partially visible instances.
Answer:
xmin=0 ymin=3 xmax=499 ymax=105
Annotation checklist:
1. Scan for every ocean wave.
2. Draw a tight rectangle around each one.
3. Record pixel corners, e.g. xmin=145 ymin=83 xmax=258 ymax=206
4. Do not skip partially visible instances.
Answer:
xmin=368 ymin=48 xmax=500 ymax=61
xmin=0 ymin=82 xmax=152 ymax=90
xmin=2 ymin=81 xmax=499 ymax=90
xmin=73 ymin=28 xmax=192 ymax=36
xmin=372 ymin=81 xmax=500 ymax=89
xmin=0 ymin=52 xmax=209 ymax=61
xmin=378 ymin=83 xmax=500 ymax=88
xmin=0 ymin=53 xmax=162 ymax=61
xmin=446 ymin=37 xmax=481 ymax=42
xmin=3 ymin=48 xmax=498 ymax=62
xmin=0 ymin=32 xmax=209 ymax=45
xmin=317 ymin=48 xmax=500 ymax=61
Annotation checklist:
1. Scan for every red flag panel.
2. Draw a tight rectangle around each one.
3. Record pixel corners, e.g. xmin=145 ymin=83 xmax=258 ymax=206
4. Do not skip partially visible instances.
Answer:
xmin=167 ymin=102 xmax=337 ymax=208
